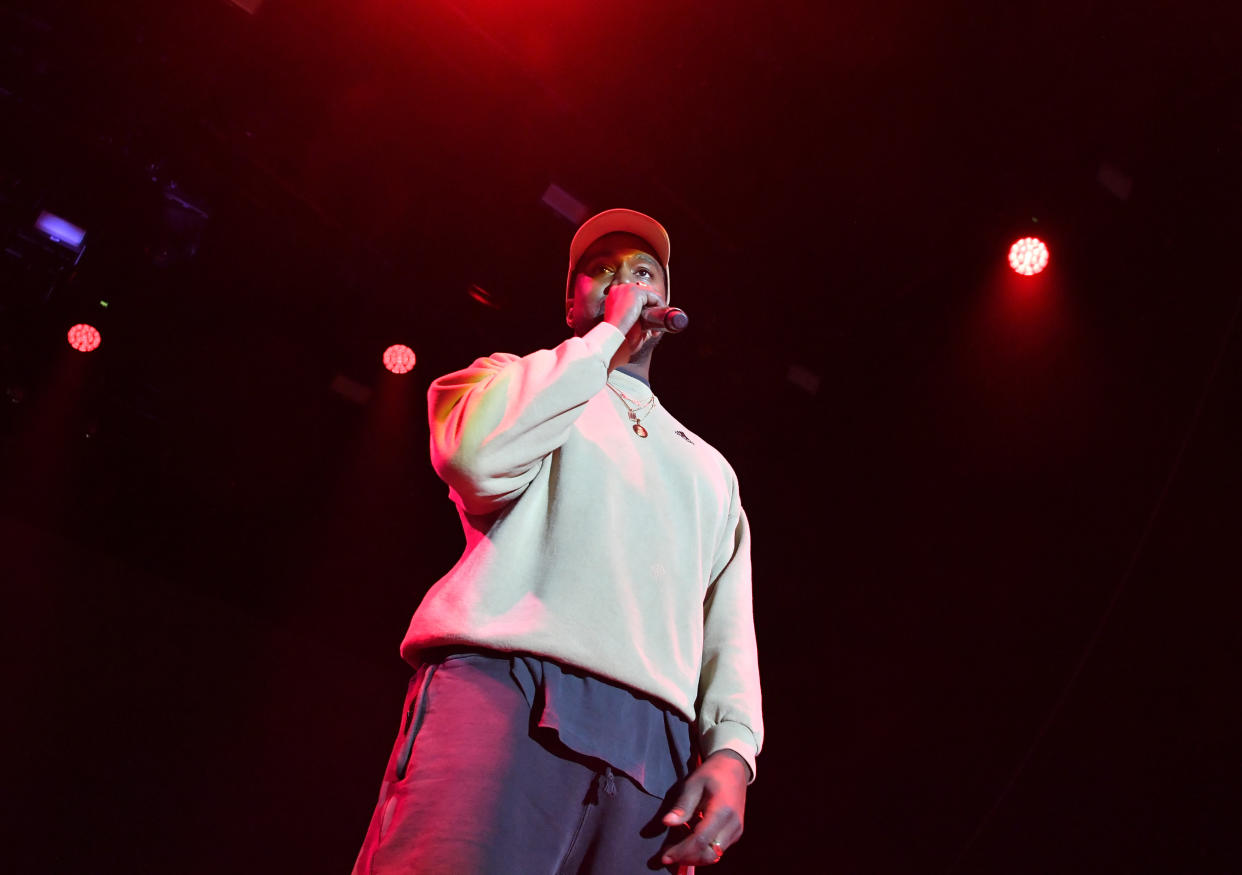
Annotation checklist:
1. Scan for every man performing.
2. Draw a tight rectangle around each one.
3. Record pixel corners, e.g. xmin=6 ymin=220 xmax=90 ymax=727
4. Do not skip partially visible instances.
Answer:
xmin=352 ymin=209 xmax=763 ymax=874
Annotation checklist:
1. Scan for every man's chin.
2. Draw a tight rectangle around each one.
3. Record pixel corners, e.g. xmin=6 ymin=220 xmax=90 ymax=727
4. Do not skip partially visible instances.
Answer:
xmin=630 ymin=331 xmax=662 ymax=363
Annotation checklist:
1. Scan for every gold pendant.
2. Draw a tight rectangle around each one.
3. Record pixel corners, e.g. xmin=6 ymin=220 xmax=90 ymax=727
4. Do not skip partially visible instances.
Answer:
xmin=633 ymin=423 xmax=648 ymax=438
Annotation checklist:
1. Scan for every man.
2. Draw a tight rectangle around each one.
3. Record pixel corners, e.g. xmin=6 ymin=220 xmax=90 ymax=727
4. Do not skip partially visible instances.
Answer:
xmin=352 ymin=209 xmax=762 ymax=874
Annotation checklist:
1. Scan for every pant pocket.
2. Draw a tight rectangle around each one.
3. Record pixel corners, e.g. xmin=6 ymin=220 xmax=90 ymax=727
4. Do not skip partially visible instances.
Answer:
xmin=395 ymin=662 xmax=439 ymax=781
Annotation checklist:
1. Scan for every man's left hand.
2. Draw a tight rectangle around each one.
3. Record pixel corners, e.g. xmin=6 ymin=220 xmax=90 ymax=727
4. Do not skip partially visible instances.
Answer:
xmin=659 ymin=750 xmax=750 ymax=867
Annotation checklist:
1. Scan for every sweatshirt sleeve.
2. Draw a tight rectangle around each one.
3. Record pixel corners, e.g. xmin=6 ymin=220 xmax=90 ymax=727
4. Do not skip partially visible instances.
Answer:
xmin=428 ymin=322 xmax=624 ymax=516
xmin=696 ymin=482 xmax=764 ymax=783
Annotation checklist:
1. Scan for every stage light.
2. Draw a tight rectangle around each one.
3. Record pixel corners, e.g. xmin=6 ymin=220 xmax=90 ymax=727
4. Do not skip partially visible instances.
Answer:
xmin=1008 ymin=237 xmax=1049 ymax=276
xmin=67 ymin=323 xmax=102 ymax=352
xmin=383 ymin=344 xmax=416 ymax=374
xmin=542 ymin=183 xmax=589 ymax=224
xmin=35 ymin=211 xmax=87 ymax=255
xmin=468 ymin=283 xmax=503 ymax=309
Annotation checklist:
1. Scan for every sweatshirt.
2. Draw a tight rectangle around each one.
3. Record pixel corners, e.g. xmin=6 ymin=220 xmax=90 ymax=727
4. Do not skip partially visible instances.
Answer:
xmin=400 ymin=321 xmax=763 ymax=777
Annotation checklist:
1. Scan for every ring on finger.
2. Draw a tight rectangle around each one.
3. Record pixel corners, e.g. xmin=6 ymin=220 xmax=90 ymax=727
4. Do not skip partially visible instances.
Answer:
xmin=709 ymin=839 xmax=724 ymax=860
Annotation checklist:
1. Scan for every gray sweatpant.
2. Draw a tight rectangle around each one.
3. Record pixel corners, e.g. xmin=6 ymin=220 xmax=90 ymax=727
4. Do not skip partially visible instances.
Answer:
xmin=351 ymin=653 xmax=690 ymax=874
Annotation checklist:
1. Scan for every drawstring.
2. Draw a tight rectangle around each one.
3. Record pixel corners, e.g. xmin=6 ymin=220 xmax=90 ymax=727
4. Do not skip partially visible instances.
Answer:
xmin=599 ymin=766 xmax=618 ymax=798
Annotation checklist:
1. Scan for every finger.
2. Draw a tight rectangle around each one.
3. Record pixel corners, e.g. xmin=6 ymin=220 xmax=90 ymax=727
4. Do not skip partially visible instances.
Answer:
xmin=661 ymin=782 xmax=705 ymax=827
xmin=660 ymin=808 xmax=734 ymax=866
xmin=679 ymin=795 xmax=744 ymax=861
xmin=665 ymin=814 xmax=730 ymax=863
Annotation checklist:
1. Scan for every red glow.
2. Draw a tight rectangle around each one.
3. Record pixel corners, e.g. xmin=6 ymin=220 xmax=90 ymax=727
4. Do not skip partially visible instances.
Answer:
xmin=1008 ymin=237 xmax=1050 ymax=276
xmin=383 ymin=344 xmax=416 ymax=374
xmin=67 ymin=323 xmax=102 ymax=352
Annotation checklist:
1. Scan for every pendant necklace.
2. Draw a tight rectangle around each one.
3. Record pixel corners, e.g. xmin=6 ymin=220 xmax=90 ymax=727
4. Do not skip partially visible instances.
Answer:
xmin=606 ymin=381 xmax=657 ymax=438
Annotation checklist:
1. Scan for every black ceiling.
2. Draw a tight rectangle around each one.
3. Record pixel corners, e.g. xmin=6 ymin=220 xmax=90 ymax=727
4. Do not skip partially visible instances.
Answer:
xmin=4 ymin=1 xmax=1241 ymax=872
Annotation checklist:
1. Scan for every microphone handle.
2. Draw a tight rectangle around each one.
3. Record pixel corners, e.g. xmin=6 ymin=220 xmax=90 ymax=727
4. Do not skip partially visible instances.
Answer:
xmin=640 ymin=306 xmax=689 ymax=333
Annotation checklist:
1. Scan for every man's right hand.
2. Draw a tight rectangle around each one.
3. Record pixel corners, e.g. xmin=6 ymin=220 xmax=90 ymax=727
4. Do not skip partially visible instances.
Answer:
xmin=603 ymin=281 xmax=664 ymax=369
xmin=603 ymin=281 xmax=663 ymax=336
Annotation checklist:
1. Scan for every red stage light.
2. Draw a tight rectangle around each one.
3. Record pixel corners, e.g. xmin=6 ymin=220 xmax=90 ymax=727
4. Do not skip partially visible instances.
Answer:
xmin=67 ymin=323 xmax=102 ymax=352
xmin=383 ymin=344 xmax=416 ymax=374
xmin=1008 ymin=237 xmax=1050 ymax=276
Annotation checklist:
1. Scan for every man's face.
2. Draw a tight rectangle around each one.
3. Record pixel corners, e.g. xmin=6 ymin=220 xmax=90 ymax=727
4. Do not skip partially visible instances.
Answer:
xmin=567 ymin=232 xmax=668 ymax=337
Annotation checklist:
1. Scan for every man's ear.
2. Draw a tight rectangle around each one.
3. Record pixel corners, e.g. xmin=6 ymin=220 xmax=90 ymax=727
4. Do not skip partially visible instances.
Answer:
xmin=565 ymin=305 xmax=573 ymax=328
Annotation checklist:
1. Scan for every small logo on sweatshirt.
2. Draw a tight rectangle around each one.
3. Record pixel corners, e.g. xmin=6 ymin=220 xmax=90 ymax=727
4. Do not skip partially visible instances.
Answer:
xmin=674 ymin=430 xmax=695 ymax=445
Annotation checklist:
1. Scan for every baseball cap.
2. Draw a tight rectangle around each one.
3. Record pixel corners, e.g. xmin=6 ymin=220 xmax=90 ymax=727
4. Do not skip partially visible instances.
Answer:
xmin=565 ymin=208 xmax=671 ymax=306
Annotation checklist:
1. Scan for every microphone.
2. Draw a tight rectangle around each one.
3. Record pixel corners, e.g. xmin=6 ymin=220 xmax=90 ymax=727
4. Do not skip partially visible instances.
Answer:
xmin=640 ymin=306 xmax=689 ymax=333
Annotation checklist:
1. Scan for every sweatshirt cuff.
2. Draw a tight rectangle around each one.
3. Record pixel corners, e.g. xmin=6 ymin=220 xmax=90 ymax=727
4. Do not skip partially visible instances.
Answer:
xmin=582 ymin=321 xmax=625 ymax=363
xmin=699 ymin=721 xmax=759 ymax=784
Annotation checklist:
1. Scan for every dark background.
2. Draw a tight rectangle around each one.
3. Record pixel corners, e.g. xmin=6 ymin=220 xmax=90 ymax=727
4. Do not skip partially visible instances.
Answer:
xmin=3 ymin=0 xmax=1241 ymax=872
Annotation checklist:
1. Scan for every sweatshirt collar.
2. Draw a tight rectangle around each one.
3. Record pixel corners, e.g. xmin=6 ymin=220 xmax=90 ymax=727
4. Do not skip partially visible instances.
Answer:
xmin=612 ymin=366 xmax=651 ymax=389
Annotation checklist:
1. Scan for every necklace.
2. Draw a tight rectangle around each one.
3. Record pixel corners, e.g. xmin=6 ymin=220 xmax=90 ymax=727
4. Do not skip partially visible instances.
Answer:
xmin=606 ymin=381 xmax=657 ymax=438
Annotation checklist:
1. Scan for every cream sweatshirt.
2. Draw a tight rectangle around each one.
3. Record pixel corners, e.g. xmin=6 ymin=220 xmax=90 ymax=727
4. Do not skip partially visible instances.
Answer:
xmin=400 ymin=321 xmax=763 ymax=777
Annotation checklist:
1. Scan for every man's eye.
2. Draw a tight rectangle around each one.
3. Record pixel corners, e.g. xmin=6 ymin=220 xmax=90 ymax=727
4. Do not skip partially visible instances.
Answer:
xmin=635 ymin=267 xmax=653 ymax=278
xmin=594 ymin=264 xmax=615 ymax=275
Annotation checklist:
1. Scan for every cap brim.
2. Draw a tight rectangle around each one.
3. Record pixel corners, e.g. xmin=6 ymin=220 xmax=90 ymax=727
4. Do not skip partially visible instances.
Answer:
xmin=568 ymin=209 xmax=670 ymax=275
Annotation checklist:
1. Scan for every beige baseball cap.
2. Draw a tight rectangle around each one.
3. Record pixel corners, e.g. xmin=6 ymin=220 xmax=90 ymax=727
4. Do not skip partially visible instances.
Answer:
xmin=565 ymin=208 xmax=671 ymax=307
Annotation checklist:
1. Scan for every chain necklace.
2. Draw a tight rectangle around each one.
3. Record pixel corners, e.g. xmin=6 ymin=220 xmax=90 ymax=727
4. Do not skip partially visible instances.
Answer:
xmin=606 ymin=380 xmax=657 ymax=438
